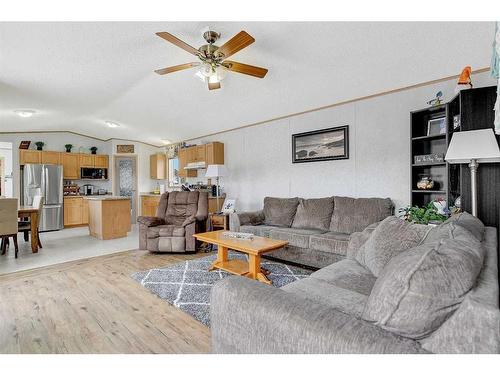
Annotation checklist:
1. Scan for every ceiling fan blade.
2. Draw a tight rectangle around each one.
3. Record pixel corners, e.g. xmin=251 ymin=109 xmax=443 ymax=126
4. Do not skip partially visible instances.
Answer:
xmin=208 ymin=81 xmax=221 ymax=90
xmin=156 ymin=32 xmax=200 ymax=56
xmin=216 ymin=31 xmax=255 ymax=59
xmin=223 ymin=60 xmax=268 ymax=78
xmin=154 ymin=62 xmax=200 ymax=75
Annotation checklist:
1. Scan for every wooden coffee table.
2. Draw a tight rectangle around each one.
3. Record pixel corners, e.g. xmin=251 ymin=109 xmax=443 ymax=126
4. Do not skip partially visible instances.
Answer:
xmin=193 ymin=230 xmax=288 ymax=285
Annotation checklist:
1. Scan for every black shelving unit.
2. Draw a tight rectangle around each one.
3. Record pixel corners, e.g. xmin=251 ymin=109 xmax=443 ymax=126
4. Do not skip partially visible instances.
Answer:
xmin=410 ymin=104 xmax=451 ymax=207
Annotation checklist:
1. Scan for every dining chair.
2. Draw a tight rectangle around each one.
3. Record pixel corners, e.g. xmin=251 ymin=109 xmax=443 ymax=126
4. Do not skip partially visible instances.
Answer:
xmin=0 ymin=198 xmax=19 ymax=258
xmin=19 ymin=195 xmax=44 ymax=249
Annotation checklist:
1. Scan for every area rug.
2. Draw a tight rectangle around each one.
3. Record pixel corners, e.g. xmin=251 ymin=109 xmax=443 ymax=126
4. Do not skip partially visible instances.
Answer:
xmin=132 ymin=251 xmax=312 ymax=326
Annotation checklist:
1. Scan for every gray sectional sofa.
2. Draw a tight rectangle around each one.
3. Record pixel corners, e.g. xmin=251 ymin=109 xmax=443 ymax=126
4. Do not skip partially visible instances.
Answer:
xmin=230 ymin=196 xmax=394 ymax=268
xmin=212 ymin=212 xmax=500 ymax=353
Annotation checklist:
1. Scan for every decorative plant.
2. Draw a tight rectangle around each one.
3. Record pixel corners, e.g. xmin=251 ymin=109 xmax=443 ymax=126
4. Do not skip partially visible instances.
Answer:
xmin=90 ymin=146 xmax=98 ymax=154
xmin=399 ymin=200 xmax=449 ymax=225
xmin=35 ymin=141 xmax=44 ymax=151
xmin=65 ymin=144 xmax=73 ymax=152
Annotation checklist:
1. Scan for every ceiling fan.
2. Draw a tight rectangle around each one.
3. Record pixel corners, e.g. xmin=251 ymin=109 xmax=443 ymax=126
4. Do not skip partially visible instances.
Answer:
xmin=154 ymin=29 xmax=268 ymax=90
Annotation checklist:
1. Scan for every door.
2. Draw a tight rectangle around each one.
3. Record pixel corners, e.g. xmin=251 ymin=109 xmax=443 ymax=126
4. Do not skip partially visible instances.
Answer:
xmin=114 ymin=156 xmax=138 ymax=224
xmin=94 ymin=155 xmax=109 ymax=168
xmin=62 ymin=153 xmax=80 ymax=179
xmin=23 ymin=164 xmax=43 ymax=206
xmin=20 ymin=150 xmax=41 ymax=164
xmin=41 ymin=165 xmax=64 ymax=231
xmin=41 ymin=151 xmax=61 ymax=165
xmin=79 ymin=154 xmax=94 ymax=167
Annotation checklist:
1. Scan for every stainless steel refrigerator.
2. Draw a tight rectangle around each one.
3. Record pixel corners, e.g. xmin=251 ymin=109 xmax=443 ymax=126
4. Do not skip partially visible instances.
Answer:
xmin=22 ymin=164 xmax=64 ymax=231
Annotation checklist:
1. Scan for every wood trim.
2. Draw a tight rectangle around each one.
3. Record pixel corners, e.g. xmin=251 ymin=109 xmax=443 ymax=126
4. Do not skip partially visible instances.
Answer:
xmin=184 ymin=67 xmax=491 ymax=142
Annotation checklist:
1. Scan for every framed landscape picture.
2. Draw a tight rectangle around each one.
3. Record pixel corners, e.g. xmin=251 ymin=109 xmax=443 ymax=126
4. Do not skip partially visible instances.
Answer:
xmin=292 ymin=125 xmax=349 ymax=163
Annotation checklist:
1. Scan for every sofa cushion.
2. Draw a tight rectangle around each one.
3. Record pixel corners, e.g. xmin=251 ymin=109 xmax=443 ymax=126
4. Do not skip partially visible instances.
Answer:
xmin=330 ymin=196 xmax=393 ymax=234
xmin=291 ymin=197 xmax=334 ymax=231
xmin=362 ymin=237 xmax=484 ymax=339
xmin=311 ymin=259 xmax=376 ymax=295
xmin=424 ymin=220 xmax=483 ymax=249
xmin=263 ymin=197 xmax=299 ymax=227
xmin=158 ymin=237 xmax=186 ymax=252
xmin=281 ymin=277 xmax=368 ymax=318
xmin=165 ymin=191 xmax=200 ymax=226
xmin=240 ymin=224 xmax=278 ymax=238
xmin=309 ymin=231 xmax=351 ymax=256
xmin=441 ymin=212 xmax=485 ymax=242
xmin=346 ymin=222 xmax=380 ymax=260
xmin=356 ymin=216 xmax=430 ymax=277
xmin=269 ymin=227 xmax=326 ymax=248
xmin=158 ymin=225 xmax=185 ymax=237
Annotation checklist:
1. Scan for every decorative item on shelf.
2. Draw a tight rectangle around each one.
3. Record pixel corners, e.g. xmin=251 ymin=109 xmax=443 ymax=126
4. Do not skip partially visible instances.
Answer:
xmin=64 ymin=144 xmax=73 ymax=153
xmin=90 ymin=146 xmax=98 ymax=155
xmin=34 ymin=141 xmax=44 ymax=151
xmin=455 ymin=66 xmax=473 ymax=93
xmin=205 ymin=164 xmax=229 ymax=213
xmin=414 ymin=153 xmax=444 ymax=164
xmin=453 ymin=115 xmax=461 ymax=130
xmin=399 ymin=200 xmax=449 ymax=225
xmin=292 ymin=125 xmax=349 ymax=163
xmin=454 ymin=196 xmax=462 ymax=209
xmin=432 ymin=198 xmax=449 ymax=216
xmin=416 ymin=175 xmax=435 ymax=190
xmin=426 ymin=91 xmax=443 ymax=107
xmin=165 ymin=143 xmax=181 ymax=158
xmin=445 ymin=129 xmax=500 ymax=217
xmin=117 ymin=144 xmax=134 ymax=153
xmin=19 ymin=141 xmax=31 ymax=149
xmin=222 ymin=198 xmax=236 ymax=214
xmin=427 ymin=117 xmax=446 ymax=136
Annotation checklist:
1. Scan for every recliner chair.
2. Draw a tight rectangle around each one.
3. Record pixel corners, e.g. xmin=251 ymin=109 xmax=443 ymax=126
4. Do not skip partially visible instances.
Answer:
xmin=138 ymin=191 xmax=208 ymax=252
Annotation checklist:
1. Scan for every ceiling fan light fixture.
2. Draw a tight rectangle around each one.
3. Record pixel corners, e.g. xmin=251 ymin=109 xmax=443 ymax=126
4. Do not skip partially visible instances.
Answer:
xmin=199 ymin=62 xmax=214 ymax=78
xmin=105 ymin=121 xmax=120 ymax=128
xmin=14 ymin=109 xmax=36 ymax=118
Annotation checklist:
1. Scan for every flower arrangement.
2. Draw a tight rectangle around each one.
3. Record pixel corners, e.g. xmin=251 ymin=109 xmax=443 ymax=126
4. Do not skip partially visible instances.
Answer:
xmin=399 ymin=199 xmax=449 ymax=225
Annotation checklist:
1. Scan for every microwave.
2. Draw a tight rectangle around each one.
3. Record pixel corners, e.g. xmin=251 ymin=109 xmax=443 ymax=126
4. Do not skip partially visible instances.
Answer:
xmin=81 ymin=167 xmax=108 ymax=180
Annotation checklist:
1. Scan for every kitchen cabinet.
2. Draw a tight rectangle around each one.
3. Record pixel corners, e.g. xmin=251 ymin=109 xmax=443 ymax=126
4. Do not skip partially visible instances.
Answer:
xmin=41 ymin=151 xmax=61 ymax=165
xmin=62 ymin=153 xmax=80 ymax=179
xmin=94 ymin=155 xmax=109 ymax=168
xmin=141 ymin=195 xmax=161 ymax=217
xmin=79 ymin=154 xmax=94 ymax=168
xmin=19 ymin=150 xmax=41 ymax=165
xmin=64 ymin=197 xmax=83 ymax=226
xmin=194 ymin=145 xmax=206 ymax=162
xmin=178 ymin=148 xmax=197 ymax=178
xmin=81 ymin=197 xmax=89 ymax=224
xmin=150 ymin=153 xmax=166 ymax=180
xmin=205 ymin=142 xmax=224 ymax=165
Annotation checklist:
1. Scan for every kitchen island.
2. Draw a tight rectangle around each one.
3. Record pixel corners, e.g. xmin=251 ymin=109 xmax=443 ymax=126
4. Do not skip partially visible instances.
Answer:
xmin=86 ymin=196 xmax=131 ymax=240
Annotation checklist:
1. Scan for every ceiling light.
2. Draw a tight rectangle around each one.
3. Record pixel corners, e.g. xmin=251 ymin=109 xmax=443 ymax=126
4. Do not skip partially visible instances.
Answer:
xmin=105 ymin=121 xmax=120 ymax=128
xmin=14 ymin=109 xmax=36 ymax=118
xmin=161 ymin=139 xmax=172 ymax=145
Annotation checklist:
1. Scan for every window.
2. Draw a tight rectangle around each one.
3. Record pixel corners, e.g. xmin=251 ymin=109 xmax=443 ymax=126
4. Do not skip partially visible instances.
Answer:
xmin=168 ymin=158 xmax=180 ymax=187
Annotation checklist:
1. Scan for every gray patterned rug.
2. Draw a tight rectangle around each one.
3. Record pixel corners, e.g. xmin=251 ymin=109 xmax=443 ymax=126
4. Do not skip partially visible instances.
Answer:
xmin=132 ymin=251 xmax=312 ymax=326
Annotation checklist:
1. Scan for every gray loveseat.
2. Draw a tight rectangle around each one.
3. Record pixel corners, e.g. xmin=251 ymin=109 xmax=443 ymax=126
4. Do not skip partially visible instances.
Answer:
xmin=230 ymin=196 xmax=393 ymax=268
xmin=212 ymin=213 xmax=499 ymax=353
xmin=138 ymin=191 xmax=208 ymax=252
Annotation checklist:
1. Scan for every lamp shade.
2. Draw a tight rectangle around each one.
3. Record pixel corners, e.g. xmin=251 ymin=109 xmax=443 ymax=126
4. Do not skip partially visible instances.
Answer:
xmin=445 ymin=129 xmax=500 ymax=164
xmin=205 ymin=164 xmax=229 ymax=178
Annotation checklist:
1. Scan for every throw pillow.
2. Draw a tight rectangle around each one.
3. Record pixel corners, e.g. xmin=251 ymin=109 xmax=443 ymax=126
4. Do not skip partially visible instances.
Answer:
xmin=355 ymin=216 xmax=430 ymax=277
xmin=291 ymin=197 xmax=334 ymax=230
xmin=263 ymin=197 xmax=299 ymax=227
xmin=362 ymin=237 xmax=484 ymax=339
xmin=443 ymin=212 xmax=485 ymax=242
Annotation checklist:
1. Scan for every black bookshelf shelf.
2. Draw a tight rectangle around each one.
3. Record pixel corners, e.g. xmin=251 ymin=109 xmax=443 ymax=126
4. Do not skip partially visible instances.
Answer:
xmin=411 ymin=134 xmax=446 ymax=141
xmin=411 ymin=190 xmax=446 ymax=194
xmin=412 ymin=162 xmax=446 ymax=167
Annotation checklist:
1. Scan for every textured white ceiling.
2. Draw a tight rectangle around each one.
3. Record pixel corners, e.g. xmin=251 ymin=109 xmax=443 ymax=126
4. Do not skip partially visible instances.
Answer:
xmin=0 ymin=22 xmax=495 ymax=145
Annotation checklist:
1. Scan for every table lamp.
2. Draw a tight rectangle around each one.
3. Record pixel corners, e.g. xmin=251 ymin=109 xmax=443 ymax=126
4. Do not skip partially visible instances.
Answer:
xmin=445 ymin=129 xmax=500 ymax=216
xmin=205 ymin=164 xmax=229 ymax=213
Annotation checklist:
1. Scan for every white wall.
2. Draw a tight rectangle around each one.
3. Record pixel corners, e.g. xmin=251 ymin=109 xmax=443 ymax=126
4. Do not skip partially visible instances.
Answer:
xmin=0 ymin=141 xmax=13 ymax=197
xmin=0 ymin=132 xmax=163 ymax=198
xmin=192 ymin=71 xmax=497 ymax=212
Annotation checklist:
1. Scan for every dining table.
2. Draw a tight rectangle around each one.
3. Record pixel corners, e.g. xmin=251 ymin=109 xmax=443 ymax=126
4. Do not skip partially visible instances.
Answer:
xmin=18 ymin=205 xmax=39 ymax=253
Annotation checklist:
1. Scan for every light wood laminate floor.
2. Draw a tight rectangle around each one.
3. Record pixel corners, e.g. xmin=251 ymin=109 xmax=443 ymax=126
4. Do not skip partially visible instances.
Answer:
xmin=0 ymin=250 xmax=211 ymax=354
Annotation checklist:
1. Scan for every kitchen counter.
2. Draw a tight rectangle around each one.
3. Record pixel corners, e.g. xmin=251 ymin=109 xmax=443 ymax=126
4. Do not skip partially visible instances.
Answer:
xmin=139 ymin=192 xmax=163 ymax=197
xmin=85 ymin=196 xmax=131 ymax=201
xmin=87 ymin=197 xmax=131 ymax=240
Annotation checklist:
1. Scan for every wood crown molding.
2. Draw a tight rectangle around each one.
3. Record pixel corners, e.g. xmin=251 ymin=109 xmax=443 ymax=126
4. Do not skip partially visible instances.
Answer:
xmin=183 ymin=67 xmax=491 ymax=142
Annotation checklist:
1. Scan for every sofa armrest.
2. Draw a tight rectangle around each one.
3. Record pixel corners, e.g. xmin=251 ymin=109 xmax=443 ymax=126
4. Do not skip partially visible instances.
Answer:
xmin=229 ymin=210 xmax=265 ymax=231
xmin=211 ymin=276 xmax=426 ymax=354
xmin=181 ymin=215 xmax=196 ymax=227
xmin=137 ymin=216 xmax=165 ymax=227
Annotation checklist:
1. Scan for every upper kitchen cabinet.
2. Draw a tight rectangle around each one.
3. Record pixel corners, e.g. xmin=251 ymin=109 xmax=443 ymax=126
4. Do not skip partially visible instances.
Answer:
xmin=178 ymin=148 xmax=197 ymax=178
xmin=79 ymin=153 xmax=94 ymax=168
xmin=150 ymin=153 xmax=166 ymax=180
xmin=62 ymin=153 xmax=80 ymax=179
xmin=41 ymin=151 xmax=61 ymax=165
xmin=205 ymin=142 xmax=224 ymax=165
xmin=19 ymin=150 xmax=41 ymax=165
xmin=94 ymin=155 xmax=109 ymax=168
